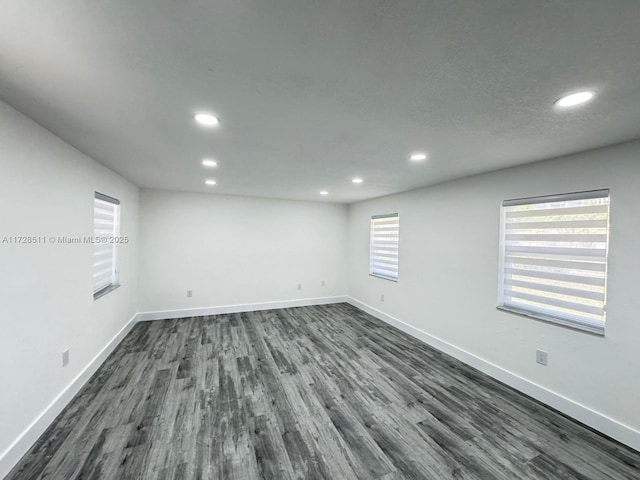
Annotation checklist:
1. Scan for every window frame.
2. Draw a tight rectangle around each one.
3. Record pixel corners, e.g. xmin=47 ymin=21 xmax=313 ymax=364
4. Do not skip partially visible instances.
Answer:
xmin=497 ymin=189 xmax=610 ymax=335
xmin=369 ymin=213 xmax=400 ymax=282
xmin=93 ymin=192 xmax=121 ymax=300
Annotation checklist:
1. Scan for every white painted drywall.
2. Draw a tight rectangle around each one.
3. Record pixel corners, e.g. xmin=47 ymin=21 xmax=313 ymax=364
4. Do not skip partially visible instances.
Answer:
xmin=138 ymin=189 xmax=348 ymax=314
xmin=347 ymin=140 xmax=640 ymax=438
xmin=0 ymin=100 xmax=139 ymax=462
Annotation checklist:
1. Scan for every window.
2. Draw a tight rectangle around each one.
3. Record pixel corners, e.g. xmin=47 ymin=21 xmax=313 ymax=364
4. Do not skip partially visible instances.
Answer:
xmin=93 ymin=192 xmax=121 ymax=299
xmin=370 ymin=213 xmax=399 ymax=281
xmin=498 ymin=190 xmax=610 ymax=334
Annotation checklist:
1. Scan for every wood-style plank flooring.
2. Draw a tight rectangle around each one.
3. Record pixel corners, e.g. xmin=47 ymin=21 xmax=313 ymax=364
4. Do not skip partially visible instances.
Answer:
xmin=7 ymin=303 xmax=640 ymax=479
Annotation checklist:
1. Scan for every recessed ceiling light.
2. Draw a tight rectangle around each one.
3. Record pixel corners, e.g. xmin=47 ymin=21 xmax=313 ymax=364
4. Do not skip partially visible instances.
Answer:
xmin=320 ymin=190 xmax=329 ymax=195
xmin=194 ymin=113 xmax=220 ymax=126
xmin=409 ymin=153 xmax=428 ymax=162
xmin=352 ymin=178 xmax=363 ymax=184
xmin=201 ymin=158 xmax=218 ymax=167
xmin=554 ymin=91 xmax=595 ymax=108
xmin=205 ymin=179 xmax=216 ymax=186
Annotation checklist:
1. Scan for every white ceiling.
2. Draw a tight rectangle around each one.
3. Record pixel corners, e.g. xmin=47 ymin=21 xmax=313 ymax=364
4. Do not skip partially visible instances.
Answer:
xmin=1 ymin=1 xmax=640 ymax=203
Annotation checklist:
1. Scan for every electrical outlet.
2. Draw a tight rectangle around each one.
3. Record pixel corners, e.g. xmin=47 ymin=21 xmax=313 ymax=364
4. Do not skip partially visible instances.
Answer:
xmin=62 ymin=349 xmax=69 ymax=367
xmin=536 ymin=349 xmax=548 ymax=366
xmin=380 ymin=294 xmax=385 ymax=302
xmin=297 ymin=283 xmax=302 ymax=290
xmin=321 ymin=280 xmax=325 ymax=287
xmin=187 ymin=290 xmax=193 ymax=298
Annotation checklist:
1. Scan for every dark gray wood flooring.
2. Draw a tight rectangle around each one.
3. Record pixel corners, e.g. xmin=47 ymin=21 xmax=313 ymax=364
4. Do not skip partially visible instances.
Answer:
xmin=7 ymin=303 xmax=640 ymax=479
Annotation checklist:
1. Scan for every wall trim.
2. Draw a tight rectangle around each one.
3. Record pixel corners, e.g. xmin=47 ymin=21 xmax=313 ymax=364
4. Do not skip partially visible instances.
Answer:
xmin=137 ymin=295 xmax=348 ymax=321
xmin=0 ymin=313 xmax=139 ymax=480
xmin=347 ymin=296 xmax=640 ymax=453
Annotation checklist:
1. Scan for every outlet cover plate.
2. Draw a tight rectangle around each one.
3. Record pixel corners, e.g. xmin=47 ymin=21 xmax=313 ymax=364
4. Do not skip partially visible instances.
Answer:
xmin=536 ymin=349 xmax=548 ymax=366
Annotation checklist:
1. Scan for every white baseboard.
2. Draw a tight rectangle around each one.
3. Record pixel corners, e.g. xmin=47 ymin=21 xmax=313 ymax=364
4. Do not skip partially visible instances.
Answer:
xmin=137 ymin=295 xmax=348 ymax=322
xmin=347 ymin=296 xmax=640 ymax=453
xmin=0 ymin=313 xmax=138 ymax=480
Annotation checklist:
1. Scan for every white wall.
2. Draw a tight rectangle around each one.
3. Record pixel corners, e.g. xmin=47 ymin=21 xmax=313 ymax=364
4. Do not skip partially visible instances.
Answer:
xmin=348 ymin=140 xmax=640 ymax=448
xmin=0 ymin=100 xmax=139 ymax=469
xmin=138 ymin=189 xmax=348 ymax=315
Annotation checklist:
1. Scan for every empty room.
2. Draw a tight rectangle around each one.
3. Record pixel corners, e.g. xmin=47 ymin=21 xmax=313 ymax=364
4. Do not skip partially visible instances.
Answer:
xmin=1 ymin=1 xmax=640 ymax=479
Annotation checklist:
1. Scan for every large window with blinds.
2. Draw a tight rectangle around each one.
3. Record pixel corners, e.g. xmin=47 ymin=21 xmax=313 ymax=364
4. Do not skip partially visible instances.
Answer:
xmin=93 ymin=192 xmax=121 ymax=299
xmin=369 ymin=213 xmax=399 ymax=281
xmin=498 ymin=189 xmax=610 ymax=334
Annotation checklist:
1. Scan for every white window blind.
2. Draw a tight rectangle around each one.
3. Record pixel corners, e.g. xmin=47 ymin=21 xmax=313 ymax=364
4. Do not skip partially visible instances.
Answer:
xmin=93 ymin=192 xmax=120 ymax=297
xmin=370 ymin=214 xmax=399 ymax=281
xmin=498 ymin=190 xmax=610 ymax=334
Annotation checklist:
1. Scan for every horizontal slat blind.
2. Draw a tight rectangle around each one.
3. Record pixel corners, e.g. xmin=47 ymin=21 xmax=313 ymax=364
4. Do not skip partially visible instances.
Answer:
xmin=370 ymin=214 xmax=399 ymax=281
xmin=499 ymin=190 xmax=610 ymax=333
xmin=93 ymin=194 xmax=120 ymax=295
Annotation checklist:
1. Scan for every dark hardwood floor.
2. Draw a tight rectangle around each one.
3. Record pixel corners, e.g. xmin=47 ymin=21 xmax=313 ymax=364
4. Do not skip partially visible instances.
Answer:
xmin=7 ymin=303 xmax=640 ymax=479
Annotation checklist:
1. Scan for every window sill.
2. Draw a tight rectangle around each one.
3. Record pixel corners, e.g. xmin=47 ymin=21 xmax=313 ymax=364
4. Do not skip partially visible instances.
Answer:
xmin=94 ymin=283 xmax=121 ymax=301
xmin=496 ymin=305 xmax=604 ymax=336
xmin=369 ymin=273 xmax=398 ymax=283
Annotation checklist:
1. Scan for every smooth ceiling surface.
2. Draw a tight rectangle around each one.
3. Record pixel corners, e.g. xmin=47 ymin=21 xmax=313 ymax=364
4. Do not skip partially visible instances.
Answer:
xmin=1 ymin=1 xmax=640 ymax=203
